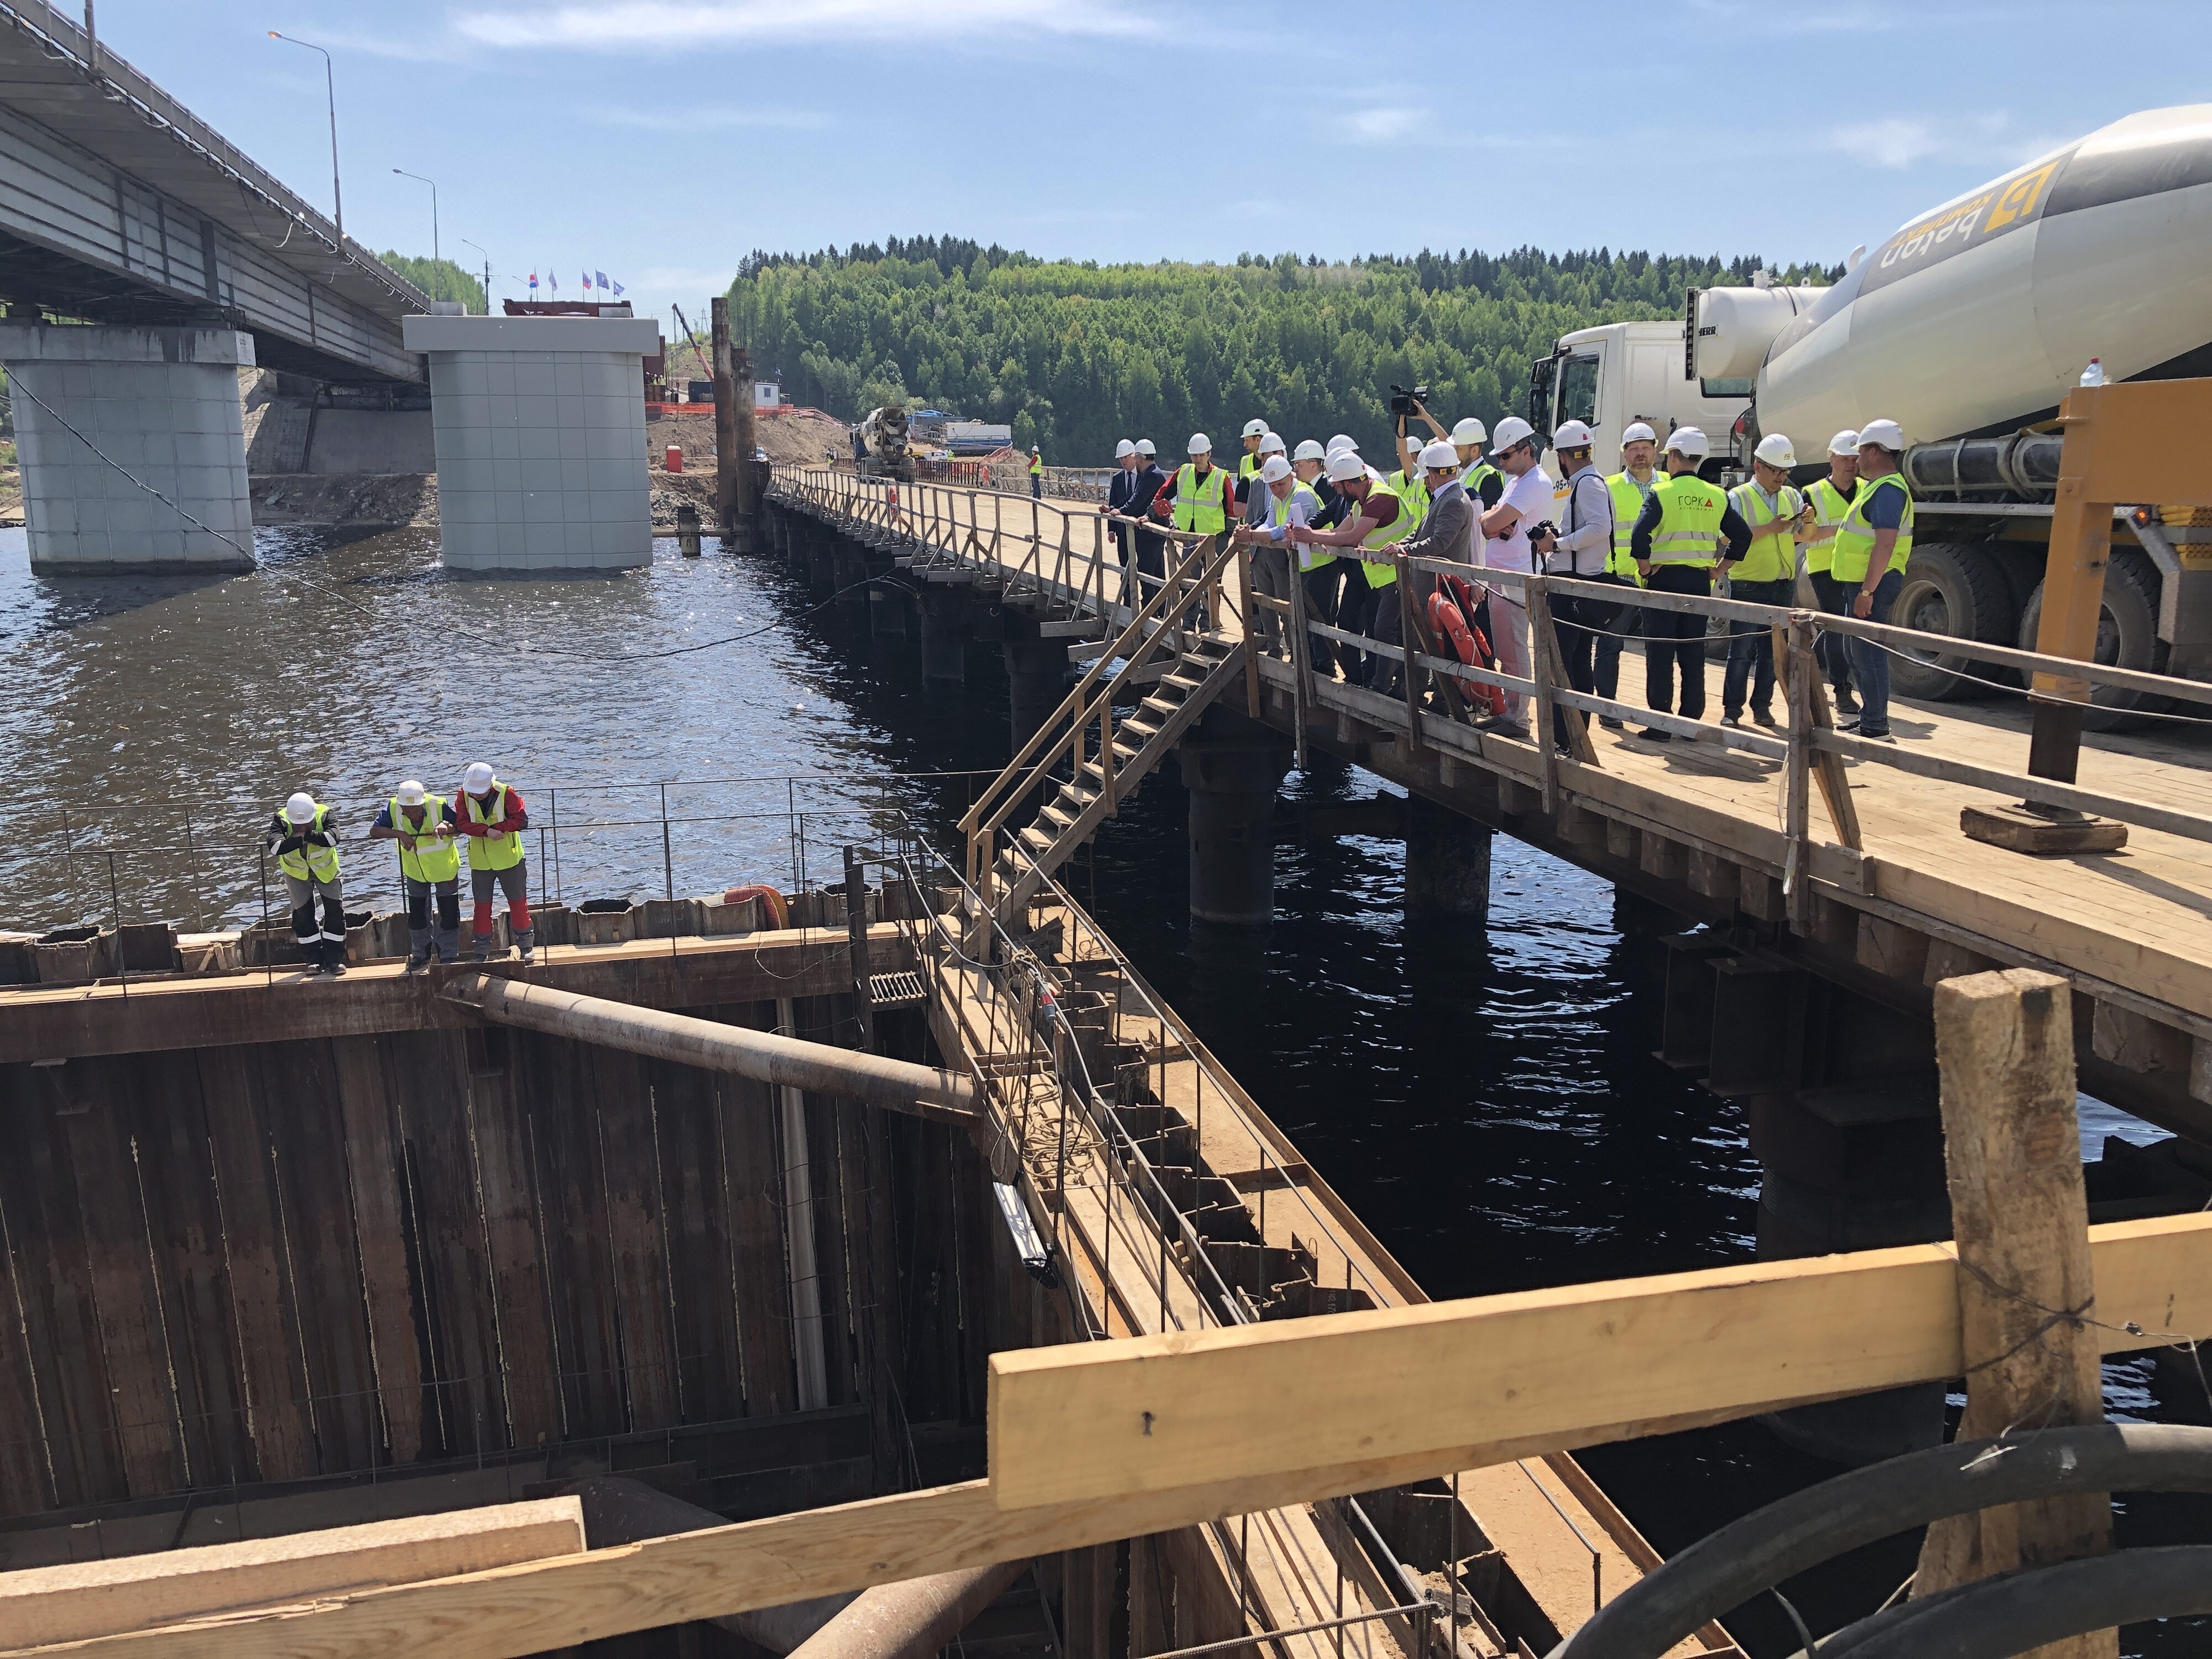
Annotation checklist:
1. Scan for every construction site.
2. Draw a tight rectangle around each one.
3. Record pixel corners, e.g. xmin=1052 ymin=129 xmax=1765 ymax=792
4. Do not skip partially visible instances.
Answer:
xmin=4 ymin=6 xmax=2212 ymax=1656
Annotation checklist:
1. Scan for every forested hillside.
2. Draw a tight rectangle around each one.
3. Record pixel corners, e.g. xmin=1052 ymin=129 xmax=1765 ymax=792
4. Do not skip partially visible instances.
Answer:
xmin=728 ymin=237 xmax=1838 ymax=461
xmin=379 ymin=253 xmax=487 ymax=314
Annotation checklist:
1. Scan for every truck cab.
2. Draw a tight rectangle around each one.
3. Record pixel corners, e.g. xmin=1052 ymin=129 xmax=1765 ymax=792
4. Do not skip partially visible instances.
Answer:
xmin=1528 ymin=320 xmax=1751 ymax=479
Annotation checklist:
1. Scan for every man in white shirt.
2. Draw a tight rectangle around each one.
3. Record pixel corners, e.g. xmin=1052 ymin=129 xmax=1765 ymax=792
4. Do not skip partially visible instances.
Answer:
xmin=1536 ymin=419 xmax=1613 ymax=754
xmin=1232 ymin=454 xmax=1313 ymax=657
xmin=1475 ymin=415 xmax=1553 ymax=731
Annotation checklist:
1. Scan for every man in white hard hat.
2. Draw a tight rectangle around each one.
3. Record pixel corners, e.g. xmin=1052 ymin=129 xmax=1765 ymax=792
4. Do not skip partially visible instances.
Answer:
xmin=265 ymin=790 xmax=348 ymax=976
xmin=456 ymin=761 xmax=535 ymax=963
xmin=1103 ymin=439 xmax=1145 ymax=603
xmin=1242 ymin=431 xmax=1288 ymax=529
xmin=1237 ymin=418 xmax=1271 ymax=501
xmin=1290 ymin=439 xmax=1347 ymax=671
xmin=1393 ymin=439 xmax=1478 ymax=695
xmin=370 ymin=779 xmax=461 ymax=971
xmin=1285 ymin=449 xmax=1416 ymax=691
xmin=1450 ymin=418 xmax=1503 ymax=509
xmin=1829 ymin=419 xmax=1914 ymax=741
xmin=1391 ymin=393 xmax=1452 ymax=518
xmin=1803 ymin=430 xmax=1862 ymax=713
xmin=1473 ymin=415 xmax=1553 ymax=732
xmin=1537 ymin=419 xmax=1615 ymax=753
xmin=1126 ymin=440 xmax=1170 ymax=602
xmin=1151 ymin=432 xmax=1235 ymax=541
xmin=1028 ymin=444 xmax=1044 ymax=499
xmin=1625 ymin=430 xmax=1754 ymax=739
xmin=1232 ymin=454 xmax=1318 ymax=658
xmin=1720 ymin=433 xmax=1812 ymax=728
xmin=1592 ymin=421 xmax=1663 ymax=725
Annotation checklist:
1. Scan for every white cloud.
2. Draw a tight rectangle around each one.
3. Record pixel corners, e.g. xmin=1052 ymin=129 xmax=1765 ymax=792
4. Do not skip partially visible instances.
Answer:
xmin=1819 ymin=112 xmax=2068 ymax=173
xmin=591 ymin=104 xmax=828 ymax=132
xmin=453 ymin=0 xmax=1159 ymax=50
xmin=1344 ymin=107 xmax=1421 ymax=144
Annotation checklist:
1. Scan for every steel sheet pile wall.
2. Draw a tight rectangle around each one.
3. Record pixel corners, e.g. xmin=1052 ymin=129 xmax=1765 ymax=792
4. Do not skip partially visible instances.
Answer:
xmin=0 ymin=995 xmax=998 ymax=1540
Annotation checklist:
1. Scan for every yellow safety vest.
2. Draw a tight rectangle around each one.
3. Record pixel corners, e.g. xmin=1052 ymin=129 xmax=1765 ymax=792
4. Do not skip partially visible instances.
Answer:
xmin=1029 ymin=452 xmax=1042 ymax=476
xmin=1647 ymin=471 xmax=1728 ymax=568
xmin=1239 ymin=451 xmax=1262 ymax=481
xmin=1171 ymin=462 xmax=1231 ymax=535
xmin=1728 ymin=482 xmax=1804 ymax=584
xmin=1269 ymin=482 xmax=1332 ymax=572
xmin=462 ymin=783 xmax=525 ymax=872
xmin=1829 ymin=473 xmax=1914 ymax=584
xmin=1384 ymin=467 xmax=1430 ymax=531
xmin=1605 ymin=471 xmax=1655 ymax=583
xmin=276 ymin=802 xmax=340 ymax=884
xmin=388 ymin=795 xmax=461 ymax=884
xmin=1355 ymin=487 xmax=1415 ymax=587
xmin=1802 ymin=476 xmax=1857 ymax=575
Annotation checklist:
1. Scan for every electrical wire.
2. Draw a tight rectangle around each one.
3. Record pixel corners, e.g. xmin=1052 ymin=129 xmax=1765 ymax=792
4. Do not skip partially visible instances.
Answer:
xmin=1 ymin=379 xmax=880 ymax=661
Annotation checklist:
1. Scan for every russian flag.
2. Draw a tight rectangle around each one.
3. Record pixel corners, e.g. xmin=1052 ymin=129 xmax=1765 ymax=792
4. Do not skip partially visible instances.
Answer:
xmin=582 ymin=270 xmax=592 ymax=293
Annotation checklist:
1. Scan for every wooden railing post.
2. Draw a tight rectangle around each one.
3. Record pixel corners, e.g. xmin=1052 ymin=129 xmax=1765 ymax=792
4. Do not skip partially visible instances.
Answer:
xmin=1528 ymin=575 xmax=1561 ymax=815
xmin=1287 ymin=552 xmax=1312 ymax=773
xmin=1915 ymin=968 xmax=2115 ymax=1657
xmin=1782 ymin=616 xmax=1815 ymax=935
xmin=1237 ymin=539 xmax=1260 ymax=717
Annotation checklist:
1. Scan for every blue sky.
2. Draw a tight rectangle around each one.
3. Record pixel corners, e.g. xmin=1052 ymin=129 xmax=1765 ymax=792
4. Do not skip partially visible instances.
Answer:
xmin=93 ymin=0 xmax=2212 ymax=330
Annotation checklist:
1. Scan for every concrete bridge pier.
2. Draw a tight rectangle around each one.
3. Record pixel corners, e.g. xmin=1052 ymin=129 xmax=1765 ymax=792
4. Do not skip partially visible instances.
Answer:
xmin=919 ymin=591 xmax=969 ymax=683
xmin=868 ymin=581 xmax=909 ymax=638
xmin=0 ymin=322 xmax=255 ymax=574
xmin=1178 ymin=709 xmax=1292 ymax=928
xmin=1003 ymin=633 xmax=1069 ymax=751
xmin=803 ymin=524 xmax=837 ymax=594
xmin=1404 ymin=796 xmax=1493 ymax=925
xmin=833 ymin=538 xmax=872 ymax=607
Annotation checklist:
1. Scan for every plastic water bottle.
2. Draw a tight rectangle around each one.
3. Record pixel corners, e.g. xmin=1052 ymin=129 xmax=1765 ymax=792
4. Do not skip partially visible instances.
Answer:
xmin=2080 ymin=358 xmax=2105 ymax=387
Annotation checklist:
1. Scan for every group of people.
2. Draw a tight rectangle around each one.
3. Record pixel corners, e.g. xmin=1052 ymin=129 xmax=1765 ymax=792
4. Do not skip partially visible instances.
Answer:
xmin=1098 ymin=404 xmax=1916 ymax=748
xmin=263 ymin=763 xmax=535 ymax=976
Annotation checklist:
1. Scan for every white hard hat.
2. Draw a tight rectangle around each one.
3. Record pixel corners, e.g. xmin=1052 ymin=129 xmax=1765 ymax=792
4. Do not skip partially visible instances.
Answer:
xmin=1419 ymin=439 xmax=1459 ymax=471
xmin=1828 ymin=429 xmax=1861 ymax=456
xmin=1114 ymin=439 xmax=1135 ymax=459
xmin=1552 ymin=420 xmax=1594 ymax=450
xmin=1030 ymin=443 xmax=1040 ymax=453
xmin=1241 ymin=418 xmax=1267 ymax=439
xmin=463 ymin=761 xmax=495 ymax=793
xmin=1135 ymin=438 xmax=1156 ymax=457
xmin=1489 ymin=415 xmax=1535 ymax=455
xmin=1665 ymin=427 xmax=1710 ymax=460
xmin=1327 ymin=433 xmax=1358 ymax=455
xmin=1325 ymin=451 xmax=1367 ymax=483
xmin=395 ymin=779 xmax=427 ymax=806
xmin=1450 ymin=417 xmax=1488 ymax=446
xmin=284 ymin=792 xmax=317 ymax=825
xmin=1858 ymin=418 xmax=1906 ymax=452
xmin=1259 ymin=455 xmax=1293 ymax=484
xmin=1753 ymin=433 xmax=1798 ymax=469
xmin=1187 ymin=432 xmax=1212 ymax=455
xmin=1258 ymin=431 xmax=1285 ymax=455
xmin=1621 ymin=421 xmax=1658 ymax=446
xmin=1293 ymin=438 xmax=1327 ymax=462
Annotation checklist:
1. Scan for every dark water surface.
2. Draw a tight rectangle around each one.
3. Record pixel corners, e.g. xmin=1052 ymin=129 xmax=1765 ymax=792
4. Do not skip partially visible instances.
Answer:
xmin=5 ymin=528 xmax=2205 ymax=1654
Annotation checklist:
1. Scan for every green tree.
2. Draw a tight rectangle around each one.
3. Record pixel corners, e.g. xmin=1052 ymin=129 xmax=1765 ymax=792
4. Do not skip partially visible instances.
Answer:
xmin=380 ymin=252 xmax=488 ymax=313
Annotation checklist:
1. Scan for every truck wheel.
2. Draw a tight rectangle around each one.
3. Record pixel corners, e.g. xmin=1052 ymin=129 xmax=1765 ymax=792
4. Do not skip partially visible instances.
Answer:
xmin=1888 ymin=543 xmax=2021 ymax=701
xmin=2015 ymin=550 xmax=2172 ymax=731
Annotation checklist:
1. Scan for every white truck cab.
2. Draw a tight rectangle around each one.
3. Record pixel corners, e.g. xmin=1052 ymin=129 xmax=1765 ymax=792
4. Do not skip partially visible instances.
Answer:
xmin=1528 ymin=319 xmax=1753 ymax=479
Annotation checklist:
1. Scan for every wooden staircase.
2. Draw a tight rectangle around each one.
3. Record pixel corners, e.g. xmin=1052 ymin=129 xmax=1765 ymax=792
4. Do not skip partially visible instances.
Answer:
xmin=964 ymin=534 xmax=1248 ymax=925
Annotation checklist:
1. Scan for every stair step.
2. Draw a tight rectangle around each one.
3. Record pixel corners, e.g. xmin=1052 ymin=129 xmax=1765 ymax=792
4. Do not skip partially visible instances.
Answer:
xmin=1018 ymin=827 xmax=1053 ymax=854
xmin=1139 ymin=696 xmax=1180 ymax=719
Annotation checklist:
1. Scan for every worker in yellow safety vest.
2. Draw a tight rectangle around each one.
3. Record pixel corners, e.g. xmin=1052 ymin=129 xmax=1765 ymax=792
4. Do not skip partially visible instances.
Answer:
xmin=1802 ymin=429 xmax=1862 ymax=713
xmin=1285 ymin=448 xmax=1415 ymax=693
xmin=1721 ymin=433 xmax=1811 ymax=729
xmin=1232 ymin=454 xmax=1321 ymax=658
xmin=1625 ymin=429 xmax=1752 ymax=737
xmin=1027 ymin=445 xmax=1044 ymax=499
xmin=1154 ymin=432 xmax=1236 ymax=538
xmin=1588 ymin=421 xmax=1663 ymax=725
xmin=371 ymin=779 xmax=462 ymax=971
xmin=1828 ymin=418 xmax=1915 ymax=742
xmin=456 ymin=761 xmax=536 ymax=964
xmin=265 ymin=791 xmax=348 ymax=977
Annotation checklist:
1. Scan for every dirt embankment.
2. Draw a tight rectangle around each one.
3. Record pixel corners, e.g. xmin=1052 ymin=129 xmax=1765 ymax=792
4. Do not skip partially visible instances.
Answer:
xmin=252 ymin=473 xmax=437 ymax=528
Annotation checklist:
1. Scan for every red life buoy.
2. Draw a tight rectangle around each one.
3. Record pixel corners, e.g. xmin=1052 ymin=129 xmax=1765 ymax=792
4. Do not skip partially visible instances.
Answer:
xmin=1427 ymin=587 xmax=1507 ymax=717
xmin=722 ymin=883 xmax=790 ymax=929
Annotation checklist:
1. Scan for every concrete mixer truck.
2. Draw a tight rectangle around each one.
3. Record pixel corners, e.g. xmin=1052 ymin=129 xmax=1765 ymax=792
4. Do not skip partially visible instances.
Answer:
xmin=1527 ymin=104 xmax=2212 ymax=722
xmin=856 ymin=404 xmax=913 ymax=482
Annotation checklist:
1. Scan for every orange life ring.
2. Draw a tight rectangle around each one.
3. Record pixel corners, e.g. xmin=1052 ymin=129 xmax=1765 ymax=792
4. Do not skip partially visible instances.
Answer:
xmin=1427 ymin=588 xmax=1507 ymax=718
xmin=722 ymin=883 xmax=790 ymax=929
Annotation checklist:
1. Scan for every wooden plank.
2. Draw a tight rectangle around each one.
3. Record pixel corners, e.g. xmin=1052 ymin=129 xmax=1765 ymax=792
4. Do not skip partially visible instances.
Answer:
xmin=389 ymin=1031 xmax=507 ymax=1457
xmin=194 ymin=1046 xmax=316 ymax=1485
xmin=517 ymin=1032 xmax=624 ymax=1437
xmin=708 ymin=1012 xmax=795 ymax=1417
xmin=3 ymin=1497 xmax=586 ymax=1647
xmin=1913 ymin=970 xmax=2114 ymax=1655
xmin=985 ymin=1213 xmax=2212 ymax=1512
xmin=588 ymin=1042 xmax=680 ymax=1430
xmin=647 ymin=1056 xmax=745 ymax=1425
xmin=0 ymin=1148 xmax=53 ymax=1514
xmin=460 ymin=1040 xmax=561 ymax=1452
xmin=119 ymin=1052 xmax=253 ymax=1491
xmin=328 ymin=1036 xmax=425 ymax=1467
xmin=0 ymin=1065 xmax=123 ymax=1509
xmin=805 ymin=1094 xmax=856 ymax=1410
xmin=59 ymin=1061 xmax=185 ymax=1497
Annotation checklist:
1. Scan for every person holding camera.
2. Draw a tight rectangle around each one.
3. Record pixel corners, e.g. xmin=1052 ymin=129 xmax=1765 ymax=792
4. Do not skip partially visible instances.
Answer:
xmin=1388 ymin=387 xmax=1451 ymax=518
xmin=1626 ymin=429 xmax=1754 ymax=738
xmin=1530 ymin=419 xmax=1613 ymax=755
xmin=1474 ymin=416 xmax=1553 ymax=733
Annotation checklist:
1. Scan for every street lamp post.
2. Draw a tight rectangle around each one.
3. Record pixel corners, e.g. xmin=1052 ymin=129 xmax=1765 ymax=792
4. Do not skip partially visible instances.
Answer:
xmin=392 ymin=169 xmax=440 ymax=305
xmin=267 ymin=32 xmax=343 ymax=247
xmin=460 ymin=237 xmax=492 ymax=317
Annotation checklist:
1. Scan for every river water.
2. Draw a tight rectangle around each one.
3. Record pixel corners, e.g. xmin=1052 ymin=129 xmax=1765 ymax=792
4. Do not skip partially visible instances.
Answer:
xmin=3 ymin=526 xmax=2205 ymax=1654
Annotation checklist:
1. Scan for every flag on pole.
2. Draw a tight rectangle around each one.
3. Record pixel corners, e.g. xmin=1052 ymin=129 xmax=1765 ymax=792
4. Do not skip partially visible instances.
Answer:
xmin=549 ymin=270 xmax=559 ymax=294
xmin=595 ymin=270 xmax=609 ymax=292
xmin=611 ymin=278 xmax=625 ymax=297
xmin=581 ymin=270 xmax=592 ymax=293
xmin=528 ymin=270 xmax=538 ymax=294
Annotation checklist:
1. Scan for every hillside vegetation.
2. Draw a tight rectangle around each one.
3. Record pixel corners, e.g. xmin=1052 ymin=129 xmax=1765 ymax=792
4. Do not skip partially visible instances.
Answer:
xmin=729 ymin=237 xmax=1838 ymax=461
xmin=380 ymin=253 xmax=488 ymax=314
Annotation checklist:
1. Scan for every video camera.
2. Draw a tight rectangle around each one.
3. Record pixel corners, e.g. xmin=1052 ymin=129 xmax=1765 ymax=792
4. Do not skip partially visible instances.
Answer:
xmin=1388 ymin=383 xmax=1429 ymax=420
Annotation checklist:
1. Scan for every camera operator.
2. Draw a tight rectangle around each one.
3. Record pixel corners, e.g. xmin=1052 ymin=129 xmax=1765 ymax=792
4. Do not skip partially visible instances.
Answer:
xmin=1389 ymin=386 xmax=1451 ymax=516
xmin=1528 ymin=420 xmax=1613 ymax=755
xmin=1474 ymin=416 xmax=1552 ymax=734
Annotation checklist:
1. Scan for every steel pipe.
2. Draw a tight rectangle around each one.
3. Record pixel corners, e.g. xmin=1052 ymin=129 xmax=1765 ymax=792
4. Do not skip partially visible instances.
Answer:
xmin=784 ymin=1558 xmax=1027 ymax=1659
xmin=444 ymin=973 xmax=976 ymax=1121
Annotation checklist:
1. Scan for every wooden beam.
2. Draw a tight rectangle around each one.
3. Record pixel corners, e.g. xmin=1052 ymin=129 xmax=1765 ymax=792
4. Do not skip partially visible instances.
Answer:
xmin=28 ymin=1216 xmax=2212 ymax=1659
xmin=985 ymin=1213 xmax=2212 ymax=1511
xmin=1914 ymin=970 xmax=2114 ymax=1656
xmin=2 ymin=1497 xmax=585 ymax=1647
